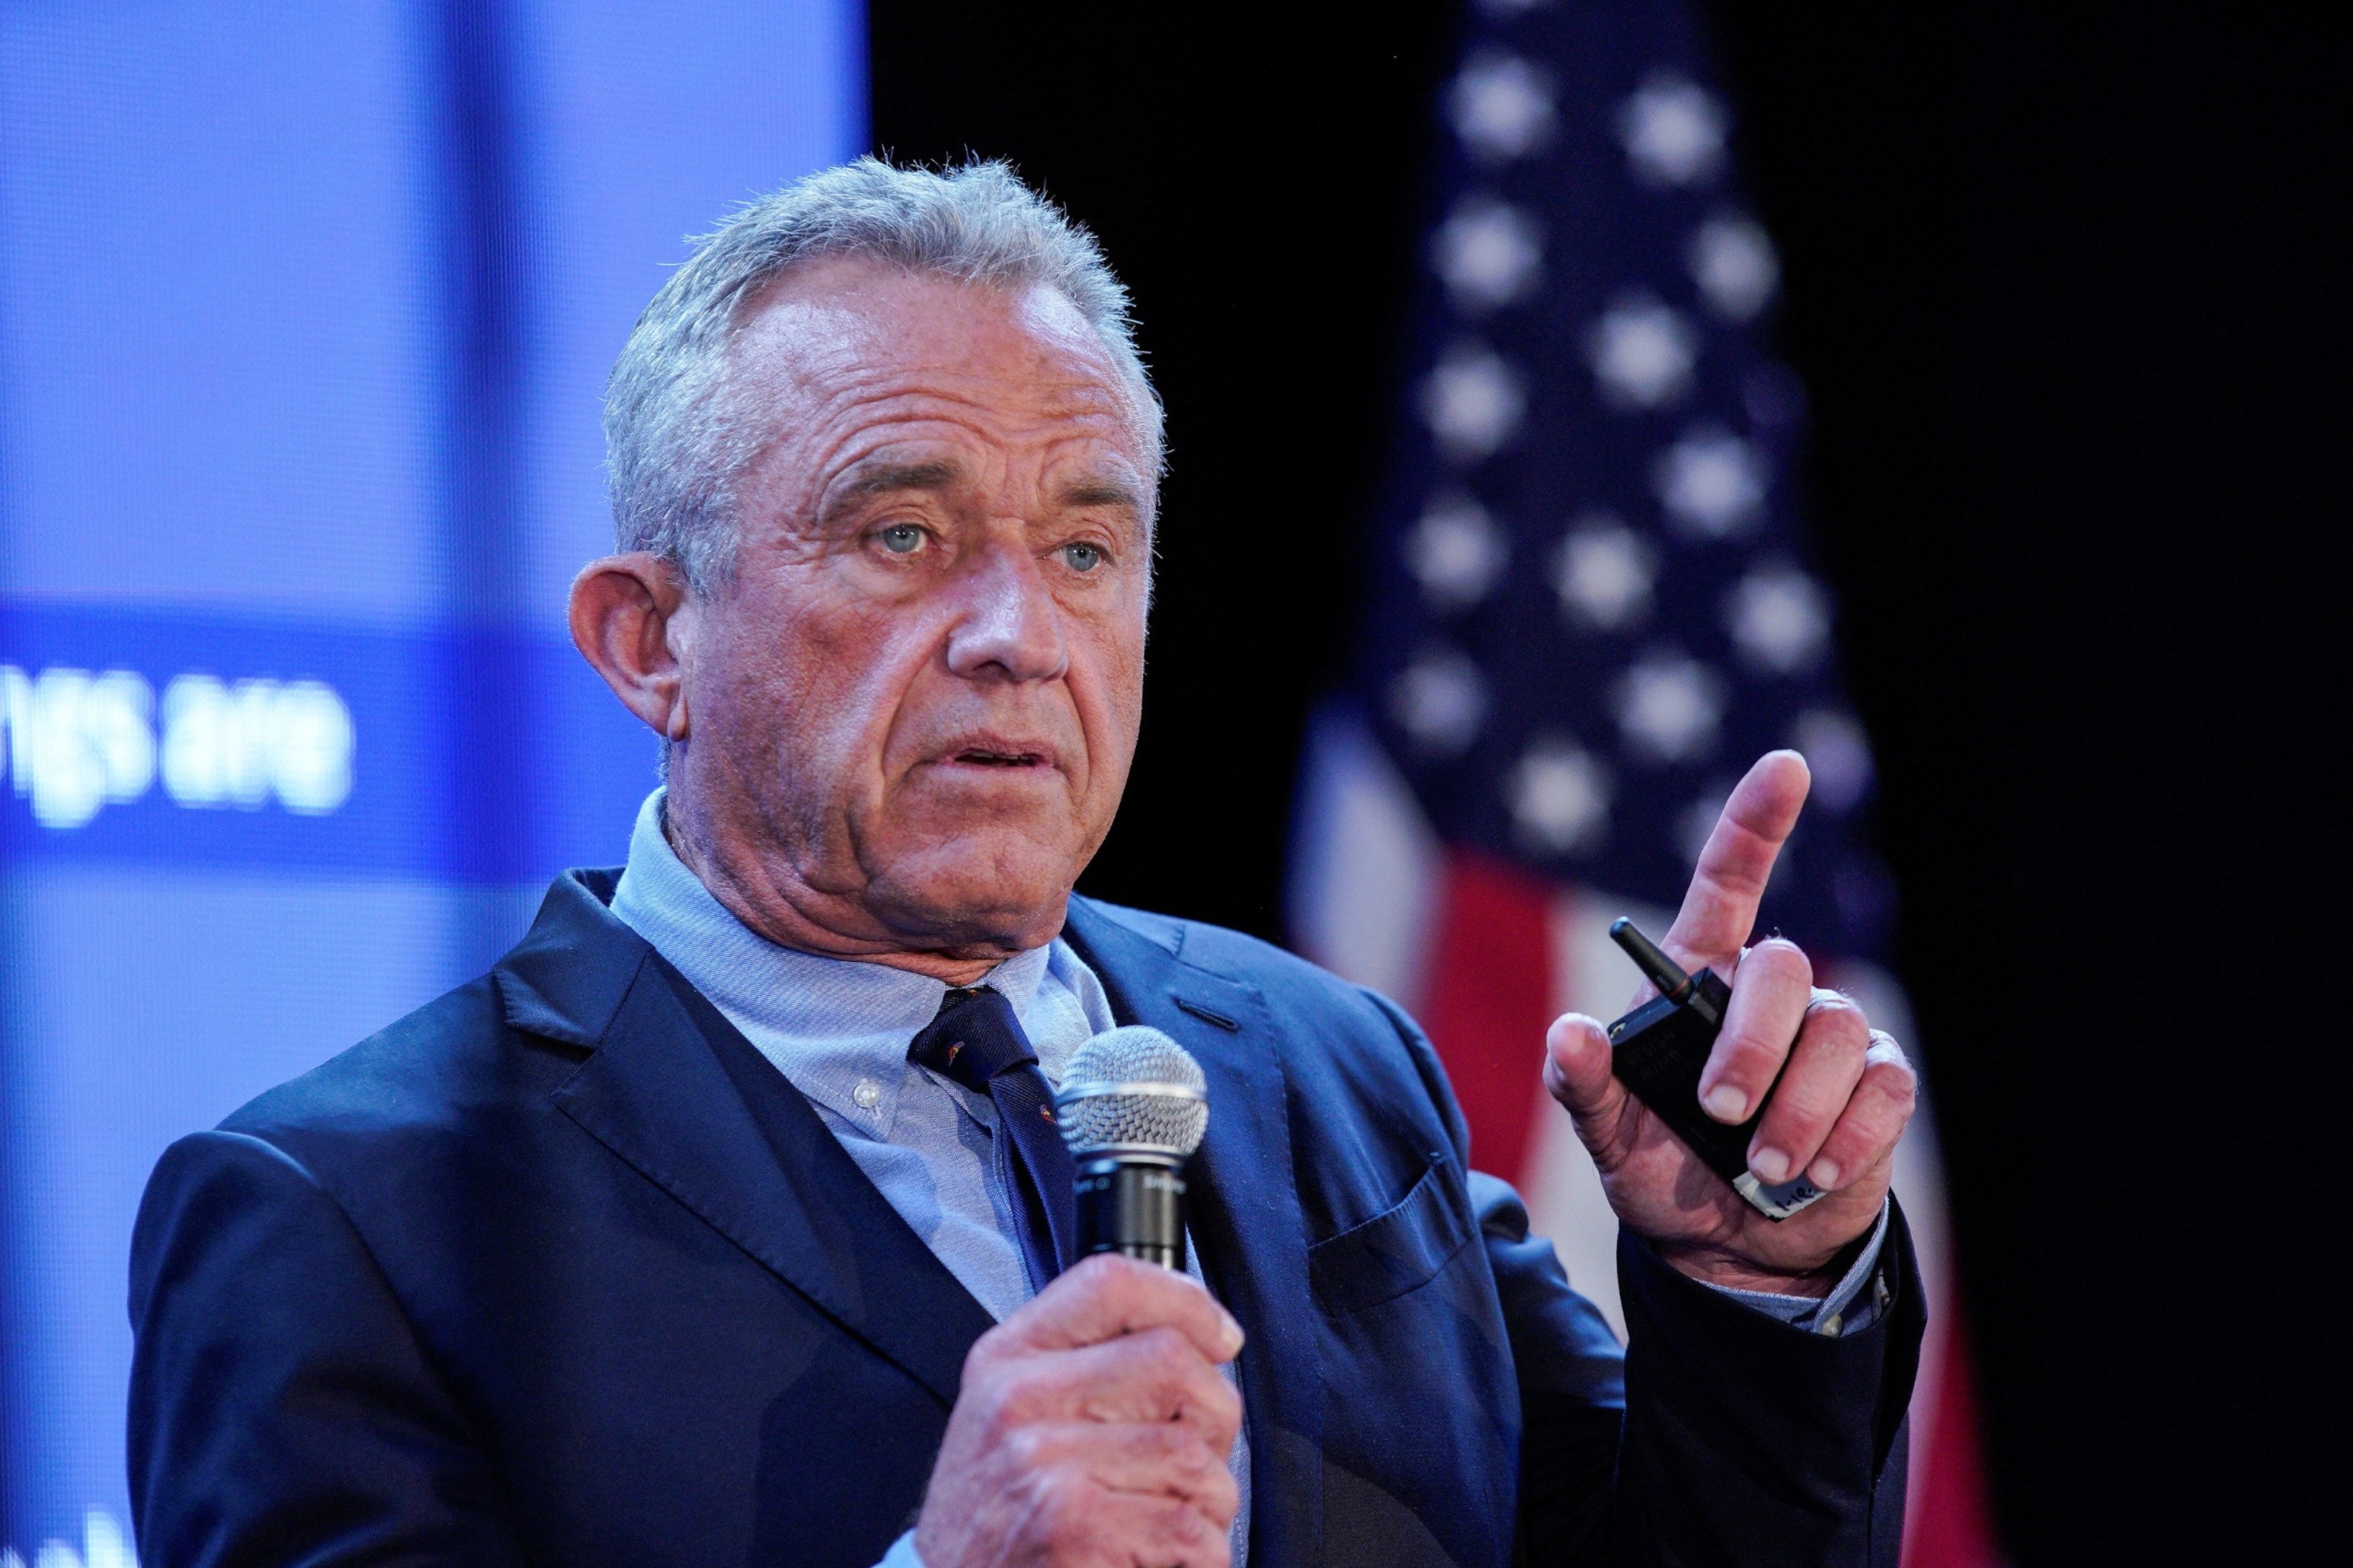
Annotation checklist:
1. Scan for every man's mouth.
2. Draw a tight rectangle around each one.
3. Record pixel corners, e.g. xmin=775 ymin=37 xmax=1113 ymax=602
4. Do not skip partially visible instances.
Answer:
xmin=923 ymin=728 xmax=1062 ymax=778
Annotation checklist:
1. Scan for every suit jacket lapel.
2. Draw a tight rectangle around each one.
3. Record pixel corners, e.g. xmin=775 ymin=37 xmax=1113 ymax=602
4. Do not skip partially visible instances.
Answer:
xmin=496 ymin=873 xmax=1330 ymax=1553
xmin=1062 ymin=897 xmax=1327 ymax=1568
xmin=497 ymin=872 xmax=994 ymax=1409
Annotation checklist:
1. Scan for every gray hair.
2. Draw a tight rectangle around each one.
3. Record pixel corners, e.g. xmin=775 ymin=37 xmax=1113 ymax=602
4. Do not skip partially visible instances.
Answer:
xmin=604 ymin=157 xmax=1163 ymax=591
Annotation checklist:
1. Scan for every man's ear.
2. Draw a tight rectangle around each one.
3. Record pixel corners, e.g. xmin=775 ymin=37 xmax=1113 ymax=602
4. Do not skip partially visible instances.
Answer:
xmin=569 ymin=553 xmax=696 ymax=742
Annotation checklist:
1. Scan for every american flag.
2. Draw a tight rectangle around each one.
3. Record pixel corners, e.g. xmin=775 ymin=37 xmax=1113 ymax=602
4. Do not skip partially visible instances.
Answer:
xmin=1284 ymin=2 xmax=1998 ymax=1561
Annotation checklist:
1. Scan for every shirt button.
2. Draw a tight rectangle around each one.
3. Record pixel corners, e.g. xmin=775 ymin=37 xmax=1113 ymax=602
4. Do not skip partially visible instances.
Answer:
xmin=1816 ymin=1311 xmax=1844 ymax=1337
xmin=852 ymin=1079 xmax=882 ymax=1110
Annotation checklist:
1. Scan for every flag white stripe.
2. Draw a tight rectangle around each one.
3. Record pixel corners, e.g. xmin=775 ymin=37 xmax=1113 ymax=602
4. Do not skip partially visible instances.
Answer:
xmin=1286 ymin=705 xmax=1443 ymax=1013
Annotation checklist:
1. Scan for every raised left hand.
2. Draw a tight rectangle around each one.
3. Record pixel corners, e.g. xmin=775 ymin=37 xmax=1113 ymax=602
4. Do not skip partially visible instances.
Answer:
xmin=1543 ymin=750 xmax=1916 ymax=1292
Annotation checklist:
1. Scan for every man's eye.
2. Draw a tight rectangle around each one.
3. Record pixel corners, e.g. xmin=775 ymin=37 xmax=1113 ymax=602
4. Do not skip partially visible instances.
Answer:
xmin=876 ymin=525 xmax=926 ymax=555
xmin=1060 ymin=542 xmax=1105 ymax=572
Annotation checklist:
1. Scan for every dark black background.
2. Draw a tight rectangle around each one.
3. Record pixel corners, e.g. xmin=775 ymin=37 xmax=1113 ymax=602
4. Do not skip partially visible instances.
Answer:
xmin=872 ymin=3 xmax=2338 ymax=1561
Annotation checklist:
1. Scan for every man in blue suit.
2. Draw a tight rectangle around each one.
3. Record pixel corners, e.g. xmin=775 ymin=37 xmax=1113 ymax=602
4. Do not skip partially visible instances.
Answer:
xmin=129 ymin=160 xmax=1925 ymax=1567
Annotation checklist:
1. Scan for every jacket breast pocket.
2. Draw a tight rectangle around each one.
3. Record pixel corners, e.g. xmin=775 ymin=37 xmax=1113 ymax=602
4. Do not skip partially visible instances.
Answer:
xmin=1306 ymin=1154 xmax=1478 ymax=1316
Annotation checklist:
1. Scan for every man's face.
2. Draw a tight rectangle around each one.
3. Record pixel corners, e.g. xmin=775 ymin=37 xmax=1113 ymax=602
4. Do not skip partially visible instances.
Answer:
xmin=669 ymin=259 xmax=1152 ymax=958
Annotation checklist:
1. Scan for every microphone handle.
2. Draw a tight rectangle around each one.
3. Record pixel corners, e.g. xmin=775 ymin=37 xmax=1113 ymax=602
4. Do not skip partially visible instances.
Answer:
xmin=1072 ymin=1155 xmax=1186 ymax=1271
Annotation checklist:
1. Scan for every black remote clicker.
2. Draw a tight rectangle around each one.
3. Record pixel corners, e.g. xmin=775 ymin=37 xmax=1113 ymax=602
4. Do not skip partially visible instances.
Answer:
xmin=1604 ymin=917 xmax=1825 ymax=1221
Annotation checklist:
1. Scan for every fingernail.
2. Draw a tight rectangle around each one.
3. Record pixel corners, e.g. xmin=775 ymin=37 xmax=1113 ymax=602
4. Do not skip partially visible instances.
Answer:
xmin=1701 ymin=1085 xmax=1748 ymax=1122
xmin=1750 ymin=1146 xmax=1792 ymax=1183
xmin=1808 ymin=1157 xmax=1841 ymax=1190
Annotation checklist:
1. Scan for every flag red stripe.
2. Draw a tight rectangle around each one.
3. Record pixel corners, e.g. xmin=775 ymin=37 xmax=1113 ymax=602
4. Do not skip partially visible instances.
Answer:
xmin=1420 ymin=849 xmax=1557 ymax=1184
xmin=1906 ymin=1303 xmax=2004 ymax=1567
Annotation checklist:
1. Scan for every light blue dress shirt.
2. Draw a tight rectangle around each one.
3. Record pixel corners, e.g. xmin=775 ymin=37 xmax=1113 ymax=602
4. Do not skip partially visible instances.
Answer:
xmin=609 ymin=788 xmax=1887 ymax=1565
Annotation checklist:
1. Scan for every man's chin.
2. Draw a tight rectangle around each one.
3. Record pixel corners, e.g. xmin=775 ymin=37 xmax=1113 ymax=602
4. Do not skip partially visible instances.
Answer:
xmin=856 ymin=836 xmax=1082 ymax=954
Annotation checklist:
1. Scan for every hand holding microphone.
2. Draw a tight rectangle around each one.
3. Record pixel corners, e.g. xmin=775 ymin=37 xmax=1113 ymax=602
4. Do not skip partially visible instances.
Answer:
xmin=915 ymin=1027 xmax=1239 ymax=1568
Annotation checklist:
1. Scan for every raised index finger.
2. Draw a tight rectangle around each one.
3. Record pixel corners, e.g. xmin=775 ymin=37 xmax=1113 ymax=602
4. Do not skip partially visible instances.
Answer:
xmin=994 ymin=1253 xmax=1244 ymax=1366
xmin=1662 ymin=750 xmax=1811 ymax=971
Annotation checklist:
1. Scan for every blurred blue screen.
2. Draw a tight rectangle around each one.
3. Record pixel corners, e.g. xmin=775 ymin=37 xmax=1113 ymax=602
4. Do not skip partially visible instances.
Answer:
xmin=0 ymin=2 xmax=864 ymax=1555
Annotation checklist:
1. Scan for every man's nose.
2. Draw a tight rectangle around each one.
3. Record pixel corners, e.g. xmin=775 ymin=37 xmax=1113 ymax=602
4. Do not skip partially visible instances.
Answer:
xmin=942 ymin=541 xmax=1069 ymax=683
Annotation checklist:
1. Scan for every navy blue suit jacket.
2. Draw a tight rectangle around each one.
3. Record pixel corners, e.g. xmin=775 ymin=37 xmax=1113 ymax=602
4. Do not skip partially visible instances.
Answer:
xmin=129 ymin=871 xmax=1923 ymax=1566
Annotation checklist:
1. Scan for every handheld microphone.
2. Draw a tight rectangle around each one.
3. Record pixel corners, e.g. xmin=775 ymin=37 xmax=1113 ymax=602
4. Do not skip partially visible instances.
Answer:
xmin=1054 ymin=1026 xmax=1208 ymax=1270
xmin=1604 ymin=917 xmax=1825 ymax=1221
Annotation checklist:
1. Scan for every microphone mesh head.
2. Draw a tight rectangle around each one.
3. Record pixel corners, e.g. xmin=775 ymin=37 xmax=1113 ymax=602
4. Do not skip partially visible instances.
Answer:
xmin=1055 ymin=1026 xmax=1209 ymax=1158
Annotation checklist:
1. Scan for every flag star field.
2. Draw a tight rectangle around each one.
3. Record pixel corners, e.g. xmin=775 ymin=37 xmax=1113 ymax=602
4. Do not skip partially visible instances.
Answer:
xmin=1357 ymin=0 xmax=1886 ymax=952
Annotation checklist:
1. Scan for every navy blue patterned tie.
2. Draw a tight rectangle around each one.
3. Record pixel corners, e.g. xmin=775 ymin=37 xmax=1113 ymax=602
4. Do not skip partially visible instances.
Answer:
xmin=908 ymin=985 xmax=1075 ymax=1290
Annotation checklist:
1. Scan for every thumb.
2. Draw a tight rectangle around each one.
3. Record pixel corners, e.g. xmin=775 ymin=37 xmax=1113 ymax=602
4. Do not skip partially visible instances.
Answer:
xmin=1544 ymin=1012 xmax=1628 ymax=1138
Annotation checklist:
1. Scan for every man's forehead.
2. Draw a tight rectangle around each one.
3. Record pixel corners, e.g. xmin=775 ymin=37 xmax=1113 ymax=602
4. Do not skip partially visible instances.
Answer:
xmin=820 ymin=439 xmax=1150 ymax=512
